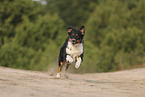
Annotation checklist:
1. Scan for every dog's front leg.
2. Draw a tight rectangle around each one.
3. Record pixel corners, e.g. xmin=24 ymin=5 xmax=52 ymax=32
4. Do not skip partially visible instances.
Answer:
xmin=66 ymin=55 xmax=73 ymax=63
xmin=64 ymin=55 xmax=73 ymax=71
xmin=75 ymin=57 xmax=81 ymax=68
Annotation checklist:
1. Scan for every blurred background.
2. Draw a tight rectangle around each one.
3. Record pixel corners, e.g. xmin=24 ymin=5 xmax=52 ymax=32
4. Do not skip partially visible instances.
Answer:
xmin=0 ymin=0 xmax=145 ymax=73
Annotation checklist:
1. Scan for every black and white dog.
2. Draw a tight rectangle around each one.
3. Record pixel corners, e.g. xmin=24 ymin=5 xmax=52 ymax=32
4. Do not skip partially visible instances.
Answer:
xmin=57 ymin=25 xmax=85 ymax=78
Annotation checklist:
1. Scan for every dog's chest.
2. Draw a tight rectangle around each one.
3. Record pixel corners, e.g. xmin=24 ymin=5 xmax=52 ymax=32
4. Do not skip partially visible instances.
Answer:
xmin=66 ymin=42 xmax=83 ymax=57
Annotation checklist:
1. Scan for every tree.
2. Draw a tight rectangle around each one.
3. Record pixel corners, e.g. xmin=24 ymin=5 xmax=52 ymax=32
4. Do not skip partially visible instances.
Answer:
xmin=85 ymin=0 xmax=145 ymax=72
xmin=46 ymin=0 xmax=98 ymax=27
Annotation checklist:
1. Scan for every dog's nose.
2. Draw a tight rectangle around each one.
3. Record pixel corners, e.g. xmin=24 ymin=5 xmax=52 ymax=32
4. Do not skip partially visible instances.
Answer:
xmin=71 ymin=39 xmax=76 ymax=43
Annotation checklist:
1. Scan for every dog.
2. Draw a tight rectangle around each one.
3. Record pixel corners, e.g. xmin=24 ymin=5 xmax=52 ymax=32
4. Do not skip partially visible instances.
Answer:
xmin=57 ymin=25 xmax=85 ymax=78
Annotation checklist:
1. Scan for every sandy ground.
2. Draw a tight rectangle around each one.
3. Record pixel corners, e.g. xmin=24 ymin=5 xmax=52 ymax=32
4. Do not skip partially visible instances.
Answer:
xmin=0 ymin=66 xmax=145 ymax=97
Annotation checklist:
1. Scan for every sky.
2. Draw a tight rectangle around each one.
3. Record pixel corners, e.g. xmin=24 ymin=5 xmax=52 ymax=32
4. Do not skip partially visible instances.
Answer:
xmin=32 ymin=0 xmax=47 ymax=5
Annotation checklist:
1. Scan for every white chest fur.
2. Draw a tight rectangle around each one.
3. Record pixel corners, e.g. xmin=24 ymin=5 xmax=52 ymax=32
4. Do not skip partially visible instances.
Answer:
xmin=66 ymin=42 xmax=83 ymax=57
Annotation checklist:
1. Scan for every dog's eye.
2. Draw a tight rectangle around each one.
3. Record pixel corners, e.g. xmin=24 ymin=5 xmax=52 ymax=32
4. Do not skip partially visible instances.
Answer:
xmin=71 ymin=34 xmax=75 ymax=37
xmin=76 ymin=34 xmax=78 ymax=37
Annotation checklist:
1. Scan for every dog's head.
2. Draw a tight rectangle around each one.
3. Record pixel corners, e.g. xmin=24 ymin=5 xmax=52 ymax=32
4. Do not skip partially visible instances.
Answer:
xmin=67 ymin=25 xmax=85 ymax=45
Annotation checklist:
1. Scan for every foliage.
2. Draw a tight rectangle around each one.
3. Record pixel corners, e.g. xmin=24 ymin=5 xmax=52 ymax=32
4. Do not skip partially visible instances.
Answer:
xmin=46 ymin=0 xmax=98 ymax=27
xmin=0 ymin=0 xmax=145 ymax=73
xmin=85 ymin=0 xmax=145 ymax=72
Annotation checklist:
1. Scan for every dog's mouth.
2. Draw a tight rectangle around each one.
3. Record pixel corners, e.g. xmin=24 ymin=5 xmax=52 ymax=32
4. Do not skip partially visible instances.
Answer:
xmin=72 ymin=41 xmax=76 ymax=45
xmin=72 ymin=42 xmax=76 ymax=45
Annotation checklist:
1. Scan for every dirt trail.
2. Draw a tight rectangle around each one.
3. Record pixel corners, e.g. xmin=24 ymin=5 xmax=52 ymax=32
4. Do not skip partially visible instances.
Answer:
xmin=0 ymin=66 xmax=145 ymax=97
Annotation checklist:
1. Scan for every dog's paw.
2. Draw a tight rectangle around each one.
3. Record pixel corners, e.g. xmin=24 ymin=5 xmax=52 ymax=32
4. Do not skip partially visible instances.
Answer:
xmin=64 ymin=67 xmax=67 ymax=71
xmin=75 ymin=65 xmax=79 ymax=68
xmin=56 ymin=73 xmax=61 ymax=78
xmin=66 ymin=55 xmax=73 ymax=63
xmin=75 ymin=57 xmax=81 ymax=68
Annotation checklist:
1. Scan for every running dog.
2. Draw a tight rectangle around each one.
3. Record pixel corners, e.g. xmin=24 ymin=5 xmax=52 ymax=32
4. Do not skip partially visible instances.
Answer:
xmin=57 ymin=25 xmax=85 ymax=78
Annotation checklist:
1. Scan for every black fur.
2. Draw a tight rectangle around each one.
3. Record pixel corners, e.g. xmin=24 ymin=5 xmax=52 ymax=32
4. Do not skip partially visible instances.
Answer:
xmin=58 ymin=37 xmax=69 ymax=66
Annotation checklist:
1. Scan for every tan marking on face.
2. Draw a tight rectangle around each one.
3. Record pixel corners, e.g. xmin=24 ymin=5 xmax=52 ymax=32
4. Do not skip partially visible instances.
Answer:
xmin=77 ymin=39 xmax=81 ymax=43
xmin=69 ymin=38 xmax=72 ymax=41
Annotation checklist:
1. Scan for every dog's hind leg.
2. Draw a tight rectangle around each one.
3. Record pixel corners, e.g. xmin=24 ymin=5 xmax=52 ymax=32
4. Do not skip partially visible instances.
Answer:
xmin=64 ymin=63 xmax=71 ymax=71
xmin=57 ymin=62 xmax=64 ymax=78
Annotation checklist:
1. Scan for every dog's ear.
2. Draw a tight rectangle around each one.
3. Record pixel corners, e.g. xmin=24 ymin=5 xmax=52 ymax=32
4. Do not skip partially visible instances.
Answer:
xmin=79 ymin=25 xmax=85 ymax=35
xmin=67 ymin=26 xmax=73 ymax=33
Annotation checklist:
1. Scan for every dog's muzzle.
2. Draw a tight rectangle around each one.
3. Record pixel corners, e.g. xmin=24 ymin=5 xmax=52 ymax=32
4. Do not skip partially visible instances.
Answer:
xmin=71 ymin=39 xmax=76 ymax=44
